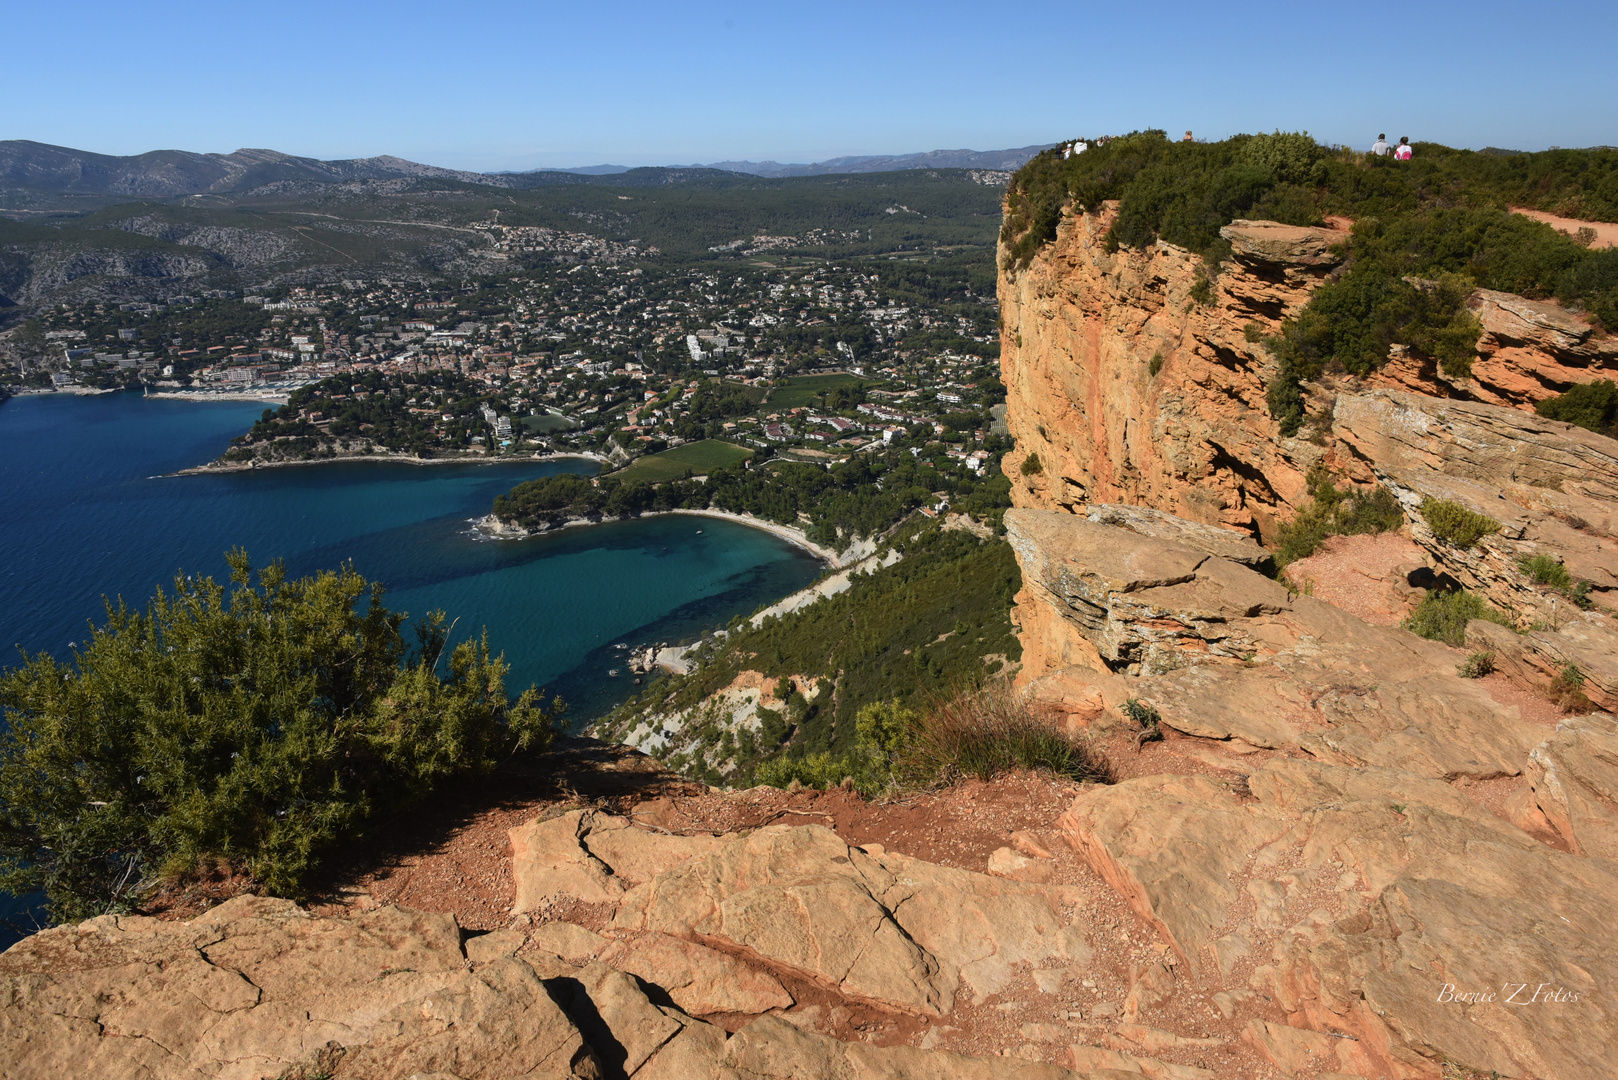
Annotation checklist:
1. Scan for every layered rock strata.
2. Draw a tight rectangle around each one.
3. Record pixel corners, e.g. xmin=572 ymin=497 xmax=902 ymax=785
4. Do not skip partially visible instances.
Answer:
xmin=999 ymin=206 xmax=1618 ymax=542
xmin=1006 ymin=507 xmax=1618 ymax=1078
xmin=0 ymin=892 xmax=1107 ymax=1080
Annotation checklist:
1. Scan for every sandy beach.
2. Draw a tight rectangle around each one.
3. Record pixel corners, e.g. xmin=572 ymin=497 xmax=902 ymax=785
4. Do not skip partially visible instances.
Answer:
xmin=478 ymin=506 xmax=859 ymax=568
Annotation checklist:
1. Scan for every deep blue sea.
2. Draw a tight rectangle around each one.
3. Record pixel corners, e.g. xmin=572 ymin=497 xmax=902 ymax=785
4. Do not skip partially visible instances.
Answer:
xmin=0 ymin=391 xmax=823 ymax=723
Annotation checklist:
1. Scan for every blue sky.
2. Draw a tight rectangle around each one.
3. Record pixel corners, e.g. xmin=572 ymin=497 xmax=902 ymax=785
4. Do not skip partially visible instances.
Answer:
xmin=6 ymin=0 xmax=1614 ymax=170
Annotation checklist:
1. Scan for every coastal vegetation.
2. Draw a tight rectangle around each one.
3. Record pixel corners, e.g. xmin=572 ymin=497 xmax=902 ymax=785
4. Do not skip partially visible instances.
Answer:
xmin=228 ymin=369 xmax=502 ymax=461
xmin=0 ymin=553 xmax=560 ymax=922
xmin=595 ymin=518 xmax=1023 ymax=787
xmin=493 ymin=440 xmax=1014 ymax=546
xmin=1001 ymin=132 xmax=1618 ymax=435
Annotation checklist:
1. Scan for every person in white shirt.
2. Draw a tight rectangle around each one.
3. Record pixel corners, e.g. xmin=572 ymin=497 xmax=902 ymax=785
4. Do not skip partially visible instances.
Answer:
xmin=1371 ymin=134 xmax=1391 ymax=156
xmin=1394 ymin=137 xmax=1413 ymax=161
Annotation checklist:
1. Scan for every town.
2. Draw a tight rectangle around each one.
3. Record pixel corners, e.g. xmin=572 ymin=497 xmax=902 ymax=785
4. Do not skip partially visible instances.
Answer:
xmin=13 ymin=249 xmax=1010 ymax=507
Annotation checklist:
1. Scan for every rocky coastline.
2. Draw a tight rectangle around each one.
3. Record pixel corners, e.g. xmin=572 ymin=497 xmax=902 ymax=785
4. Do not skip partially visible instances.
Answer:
xmin=171 ymin=449 xmax=606 ymax=478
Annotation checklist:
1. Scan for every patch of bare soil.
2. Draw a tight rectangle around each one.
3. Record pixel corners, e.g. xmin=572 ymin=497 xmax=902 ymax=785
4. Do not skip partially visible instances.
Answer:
xmin=1512 ymin=207 xmax=1618 ymax=250
xmin=1283 ymin=531 xmax=1425 ymax=626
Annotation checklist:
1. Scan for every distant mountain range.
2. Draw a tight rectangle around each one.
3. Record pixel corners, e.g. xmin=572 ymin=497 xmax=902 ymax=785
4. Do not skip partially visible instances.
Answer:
xmin=0 ymin=140 xmax=1049 ymax=201
xmin=689 ymin=146 xmax=1052 ymax=178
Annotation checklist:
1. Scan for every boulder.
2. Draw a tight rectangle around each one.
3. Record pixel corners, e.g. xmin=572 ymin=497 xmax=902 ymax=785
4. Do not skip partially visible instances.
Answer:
xmin=1006 ymin=509 xmax=1290 ymax=676
xmin=610 ymin=823 xmax=1094 ymax=1014
xmin=0 ymin=896 xmax=593 ymax=1080
xmin=1219 ymin=220 xmax=1347 ymax=267
xmin=610 ymin=823 xmax=948 ymax=1015
xmin=509 ymin=808 xmax=724 ymax=914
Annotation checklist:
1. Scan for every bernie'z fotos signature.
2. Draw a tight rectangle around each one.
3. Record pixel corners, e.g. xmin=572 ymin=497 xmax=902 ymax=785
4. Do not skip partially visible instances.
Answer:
xmin=1436 ymin=983 xmax=1582 ymax=1005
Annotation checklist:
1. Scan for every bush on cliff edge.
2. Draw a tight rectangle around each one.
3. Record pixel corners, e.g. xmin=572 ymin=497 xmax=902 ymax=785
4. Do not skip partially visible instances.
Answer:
xmin=0 ymin=553 xmax=562 ymax=922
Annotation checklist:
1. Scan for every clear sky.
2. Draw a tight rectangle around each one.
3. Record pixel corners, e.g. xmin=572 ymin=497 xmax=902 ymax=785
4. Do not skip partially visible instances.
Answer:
xmin=5 ymin=0 xmax=1613 ymax=171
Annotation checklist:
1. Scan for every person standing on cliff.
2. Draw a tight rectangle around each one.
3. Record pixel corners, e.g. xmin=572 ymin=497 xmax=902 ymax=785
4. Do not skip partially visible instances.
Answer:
xmin=1371 ymin=134 xmax=1391 ymax=156
xmin=1394 ymin=136 xmax=1413 ymax=160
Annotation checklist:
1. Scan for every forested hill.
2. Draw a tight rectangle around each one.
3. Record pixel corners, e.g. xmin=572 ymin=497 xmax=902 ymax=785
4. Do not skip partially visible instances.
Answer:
xmin=0 ymin=165 xmax=1006 ymax=312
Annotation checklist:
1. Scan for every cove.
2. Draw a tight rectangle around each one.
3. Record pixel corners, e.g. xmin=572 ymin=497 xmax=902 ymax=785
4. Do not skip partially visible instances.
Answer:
xmin=0 ymin=392 xmax=825 ymax=722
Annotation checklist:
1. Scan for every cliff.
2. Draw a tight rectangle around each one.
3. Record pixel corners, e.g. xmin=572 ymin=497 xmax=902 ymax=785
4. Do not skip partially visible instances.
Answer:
xmin=999 ymin=204 xmax=1618 ymax=542
xmin=993 ymin=198 xmax=1618 ymax=1078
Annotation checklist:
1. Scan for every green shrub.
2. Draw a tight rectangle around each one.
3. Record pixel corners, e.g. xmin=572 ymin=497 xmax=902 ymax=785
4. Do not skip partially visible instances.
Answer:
xmin=1535 ymin=379 xmax=1618 ymax=436
xmin=0 ymin=553 xmax=560 ymax=922
xmin=1120 ymin=698 xmax=1164 ymax=750
xmin=1402 ymin=589 xmax=1511 ymax=646
xmin=1457 ymin=651 xmax=1495 ymax=678
xmin=1420 ymin=498 xmax=1500 ymax=548
xmin=1273 ymin=468 xmax=1406 ymax=568
xmin=1188 ymin=277 xmax=1213 ymax=306
xmin=1520 ymin=554 xmax=1573 ymax=589
xmin=1148 ymin=352 xmax=1164 ymax=377
xmin=1020 ymin=452 xmax=1044 ymax=476
xmin=1243 ymin=321 xmax=1266 ymax=343
xmin=1519 ymin=554 xmax=1594 ymax=607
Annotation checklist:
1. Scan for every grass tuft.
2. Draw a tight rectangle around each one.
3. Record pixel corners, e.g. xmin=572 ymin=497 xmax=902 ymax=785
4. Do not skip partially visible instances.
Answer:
xmin=904 ymin=682 xmax=1113 ymax=786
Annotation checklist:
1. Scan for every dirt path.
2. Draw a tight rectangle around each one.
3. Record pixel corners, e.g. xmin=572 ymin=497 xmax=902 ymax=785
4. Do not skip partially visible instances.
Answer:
xmin=1513 ymin=207 xmax=1618 ymax=249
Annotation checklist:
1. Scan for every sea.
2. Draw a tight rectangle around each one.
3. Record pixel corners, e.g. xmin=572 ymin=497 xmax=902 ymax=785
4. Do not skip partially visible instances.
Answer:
xmin=0 ymin=390 xmax=825 ymax=937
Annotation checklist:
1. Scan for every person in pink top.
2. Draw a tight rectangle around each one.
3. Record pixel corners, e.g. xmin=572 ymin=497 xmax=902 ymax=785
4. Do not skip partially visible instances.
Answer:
xmin=1394 ymin=137 xmax=1413 ymax=161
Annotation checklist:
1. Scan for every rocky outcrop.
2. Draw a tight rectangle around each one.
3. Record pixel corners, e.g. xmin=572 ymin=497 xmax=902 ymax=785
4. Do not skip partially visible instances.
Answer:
xmin=1059 ymin=757 xmax=1618 ymax=1080
xmin=1003 ymin=506 xmax=1618 ymax=1076
xmin=0 ymin=836 xmax=1128 ymax=1080
xmin=1331 ymin=389 xmax=1618 ymax=619
xmin=1370 ymin=288 xmax=1618 ymax=408
xmin=1008 ymin=509 xmax=1543 ymax=776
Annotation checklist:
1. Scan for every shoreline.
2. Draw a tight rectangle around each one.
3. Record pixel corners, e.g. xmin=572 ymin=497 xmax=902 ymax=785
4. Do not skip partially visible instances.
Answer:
xmin=145 ymin=390 xmax=293 ymax=404
xmin=479 ymin=506 xmax=852 ymax=568
xmin=168 ymin=450 xmax=608 ymax=478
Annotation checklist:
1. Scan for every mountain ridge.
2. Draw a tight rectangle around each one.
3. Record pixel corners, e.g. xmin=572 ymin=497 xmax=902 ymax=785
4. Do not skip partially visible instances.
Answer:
xmin=0 ymin=140 xmax=1050 ymax=198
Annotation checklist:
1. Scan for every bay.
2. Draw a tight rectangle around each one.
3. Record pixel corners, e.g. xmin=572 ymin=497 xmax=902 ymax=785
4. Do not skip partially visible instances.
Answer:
xmin=0 ymin=390 xmax=823 ymax=715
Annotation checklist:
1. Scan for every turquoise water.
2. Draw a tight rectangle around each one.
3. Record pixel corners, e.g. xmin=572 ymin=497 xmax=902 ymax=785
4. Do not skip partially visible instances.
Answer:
xmin=0 ymin=391 xmax=824 ymax=719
